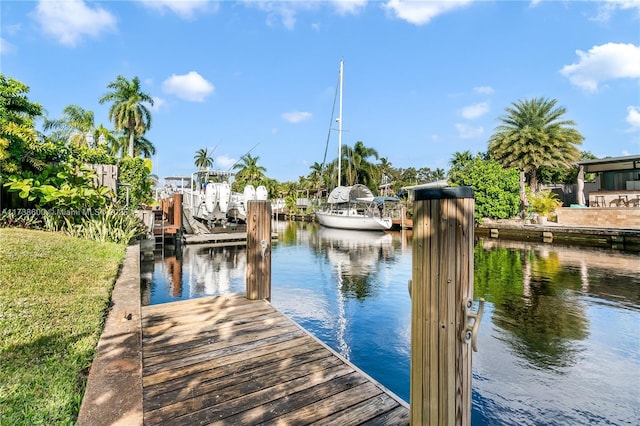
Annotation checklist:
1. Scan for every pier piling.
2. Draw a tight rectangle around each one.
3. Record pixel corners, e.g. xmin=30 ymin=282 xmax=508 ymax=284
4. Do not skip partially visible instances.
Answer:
xmin=246 ymin=200 xmax=272 ymax=301
xmin=411 ymin=186 xmax=478 ymax=425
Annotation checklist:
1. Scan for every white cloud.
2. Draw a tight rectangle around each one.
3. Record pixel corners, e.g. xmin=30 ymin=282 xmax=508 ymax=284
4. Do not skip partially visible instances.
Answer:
xmin=331 ymin=0 xmax=367 ymax=15
xmin=0 ymin=38 xmax=16 ymax=55
xmin=461 ymin=102 xmax=489 ymax=120
xmin=473 ymin=86 xmax=494 ymax=95
xmin=241 ymin=1 xmax=363 ymax=29
xmin=560 ymin=42 xmax=640 ymax=92
xmin=162 ymin=71 xmax=214 ymax=102
xmin=592 ymin=0 xmax=640 ymax=22
xmin=382 ymin=0 xmax=473 ymax=25
xmin=245 ymin=1 xmax=303 ymax=30
xmin=136 ymin=0 xmax=217 ymax=19
xmin=282 ymin=111 xmax=312 ymax=123
xmin=33 ymin=0 xmax=116 ymax=47
xmin=455 ymin=123 xmax=484 ymax=139
xmin=626 ymin=106 xmax=640 ymax=129
xmin=216 ymin=154 xmax=236 ymax=170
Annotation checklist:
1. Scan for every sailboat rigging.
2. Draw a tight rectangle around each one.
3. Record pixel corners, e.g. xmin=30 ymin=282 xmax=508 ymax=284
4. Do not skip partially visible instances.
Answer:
xmin=315 ymin=59 xmax=397 ymax=231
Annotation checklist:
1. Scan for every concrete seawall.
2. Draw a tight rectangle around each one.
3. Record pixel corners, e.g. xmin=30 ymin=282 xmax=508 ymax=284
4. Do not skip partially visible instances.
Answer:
xmin=78 ymin=244 xmax=143 ymax=426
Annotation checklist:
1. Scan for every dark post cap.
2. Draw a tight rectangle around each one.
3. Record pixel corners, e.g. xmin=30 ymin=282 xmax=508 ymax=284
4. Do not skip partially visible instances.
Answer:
xmin=414 ymin=186 xmax=474 ymax=201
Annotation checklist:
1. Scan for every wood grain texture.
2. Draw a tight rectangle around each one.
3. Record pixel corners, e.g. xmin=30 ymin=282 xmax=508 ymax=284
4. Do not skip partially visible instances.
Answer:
xmin=141 ymin=294 xmax=408 ymax=425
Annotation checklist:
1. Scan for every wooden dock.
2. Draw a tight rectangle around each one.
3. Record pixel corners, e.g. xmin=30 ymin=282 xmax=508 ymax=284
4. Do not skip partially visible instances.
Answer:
xmin=141 ymin=293 xmax=409 ymax=425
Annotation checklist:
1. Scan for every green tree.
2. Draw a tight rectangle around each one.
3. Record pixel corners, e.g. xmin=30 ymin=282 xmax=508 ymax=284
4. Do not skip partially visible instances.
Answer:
xmin=99 ymin=75 xmax=154 ymax=158
xmin=43 ymin=104 xmax=95 ymax=148
xmin=340 ymin=141 xmax=379 ymax=189
xmin=448 ymin=150 xmax=475 ymax=182
xmin=432 ymin=168 xmax=446 ymax=180
xmin=232 ymin=153 xmax=267 ymax=191
xmin=117 ymin=157 xmax=154 ymax=207
xmin=0 ymin=74 xmax=45 ymax=174
xmin=451 ymin=157 xmax=521 ymax=222
xmin=538 ymin=151 xmax=597 ymax=185
xmin=488 ymin=97 xmax=584 ymax=190
xmin=307 ymin=161 xmax=324 ymax=194
xmin=194 ymin=148 xmax=214 ymax=170
xmin=416 ymin=167 xmax=433 ymax=182
xmin=108 ymin=132 xmax=155 ymax=159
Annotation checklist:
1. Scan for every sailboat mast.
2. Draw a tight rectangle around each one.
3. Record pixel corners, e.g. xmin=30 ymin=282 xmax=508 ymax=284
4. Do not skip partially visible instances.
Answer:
xmin=337 ymin=59 xmax=343 ymax=187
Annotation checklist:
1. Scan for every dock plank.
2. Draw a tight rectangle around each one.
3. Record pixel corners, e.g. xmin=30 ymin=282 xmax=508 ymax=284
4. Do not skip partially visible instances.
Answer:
xmin=141 ymin=293 xmax=409 ymax=425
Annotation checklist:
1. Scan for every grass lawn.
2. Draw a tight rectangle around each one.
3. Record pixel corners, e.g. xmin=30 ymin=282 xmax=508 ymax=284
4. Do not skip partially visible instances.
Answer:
xmin=0 ymin=228 xmax=126 ymax=425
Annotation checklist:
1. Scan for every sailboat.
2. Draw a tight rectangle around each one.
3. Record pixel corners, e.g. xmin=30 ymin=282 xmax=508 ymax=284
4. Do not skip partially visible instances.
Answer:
xmin=315 ymin=60 xmax=397 ymax=231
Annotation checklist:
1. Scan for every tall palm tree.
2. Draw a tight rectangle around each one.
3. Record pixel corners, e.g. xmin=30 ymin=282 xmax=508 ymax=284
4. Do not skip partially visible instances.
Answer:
xmin=43 ymin=104 xmax=95 ymax=147
xmin=132 ymin=135 xmax=156 ymax=158
xmin=341 ymin=140 xmax=379 ymax=188
xmin=194 ymin=148 xmax=214 ymax=169
xmin=99 ymin=75 xmax=154 ymax=157
xmin=488 ymin=97 xmax=583 ymax=190
xmin=110 ymin=132 xmax=156 ymax=158
xmin=232 ymin=153 xmax=267 ymax=188
xmin=308 ymin=161 xmax=324 ymax=194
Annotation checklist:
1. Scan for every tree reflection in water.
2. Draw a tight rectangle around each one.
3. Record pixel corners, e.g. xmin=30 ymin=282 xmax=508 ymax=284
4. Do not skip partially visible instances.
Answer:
xmin=312 ymin=227 xmax=395 ymax=300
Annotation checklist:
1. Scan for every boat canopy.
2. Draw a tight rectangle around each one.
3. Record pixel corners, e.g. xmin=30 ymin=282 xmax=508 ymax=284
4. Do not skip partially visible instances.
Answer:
xmin=327 ymin=184 xmax=374 ymax=204
xmin=372 ymin=196 xmax=400 ymax=205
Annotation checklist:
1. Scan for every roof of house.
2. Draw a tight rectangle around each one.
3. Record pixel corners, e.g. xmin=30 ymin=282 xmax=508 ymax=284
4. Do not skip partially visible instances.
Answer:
xmin=577 ymin=155 xmax=640 ymax=173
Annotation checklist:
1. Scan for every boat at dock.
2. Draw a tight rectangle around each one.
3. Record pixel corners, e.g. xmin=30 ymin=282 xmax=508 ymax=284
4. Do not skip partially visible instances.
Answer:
xmin=315 ymin=184 xmax=397 ymax=231
xmin=159 ymin=170 xmax=270 ymax=229
xmin=314 ymin=59 xmax=398 ymax=231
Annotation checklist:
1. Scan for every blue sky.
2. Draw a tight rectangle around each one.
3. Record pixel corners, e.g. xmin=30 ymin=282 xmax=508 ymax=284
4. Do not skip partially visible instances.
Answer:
xmin=1 ymin=0 xmax=639 ymax=183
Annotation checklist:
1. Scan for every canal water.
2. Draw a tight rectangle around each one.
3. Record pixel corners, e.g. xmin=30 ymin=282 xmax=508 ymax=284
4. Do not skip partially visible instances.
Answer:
xmin=141 ymin=221 xmax=640 ymax=425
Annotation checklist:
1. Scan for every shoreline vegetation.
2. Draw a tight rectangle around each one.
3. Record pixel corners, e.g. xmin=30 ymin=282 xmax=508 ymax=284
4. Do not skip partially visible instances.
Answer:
xmin=0 ymin=228 xmax=125 ymax=424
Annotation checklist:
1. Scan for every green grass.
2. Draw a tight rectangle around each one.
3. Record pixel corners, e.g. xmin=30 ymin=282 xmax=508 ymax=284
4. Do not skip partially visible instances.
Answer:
xmin=0 ymin=228 xmax=126 ymax=425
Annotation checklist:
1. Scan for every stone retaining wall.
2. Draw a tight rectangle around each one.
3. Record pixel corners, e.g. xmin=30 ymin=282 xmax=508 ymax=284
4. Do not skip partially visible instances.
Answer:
xmin=556 ymin=207 xmax=640 ymax=229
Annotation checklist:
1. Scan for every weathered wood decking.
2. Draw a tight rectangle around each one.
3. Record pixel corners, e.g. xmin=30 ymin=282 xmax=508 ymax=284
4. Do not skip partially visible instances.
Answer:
xmin=141 ymin=293 xmax=409 ymax=425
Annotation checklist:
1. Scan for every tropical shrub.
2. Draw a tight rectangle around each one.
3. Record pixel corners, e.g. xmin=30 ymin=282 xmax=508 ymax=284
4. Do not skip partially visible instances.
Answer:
xmin=3 ymin=163 xmax=113 ymax=214
xmin=62 ymin=205 xmax=146 ymax=244
xmin=0 ymin=209 xmax=42 ymax=228
xmin=117 ymin=157 xmax=153 ymax=208
xmin=449 ymin=157 xmax=521 ymax=222
xmin=528 ymin=189 xmax=562 ymax=218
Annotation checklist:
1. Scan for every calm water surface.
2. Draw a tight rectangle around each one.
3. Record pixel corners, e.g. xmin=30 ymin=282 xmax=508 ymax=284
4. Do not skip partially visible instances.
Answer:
xmin=142 ymin=221 xmax=640 ymax=425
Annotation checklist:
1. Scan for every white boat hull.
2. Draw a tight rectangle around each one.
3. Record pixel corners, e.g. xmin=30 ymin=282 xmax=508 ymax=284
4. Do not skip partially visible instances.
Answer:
xmin=315 ymin=210 xmax=392 ymax=231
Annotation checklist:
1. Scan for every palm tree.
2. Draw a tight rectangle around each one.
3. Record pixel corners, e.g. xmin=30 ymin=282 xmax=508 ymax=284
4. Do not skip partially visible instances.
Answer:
xmin=448 ymin=150 xmax=475 ymax=183
xmin=194 ymin=148 xmax=214 ymax=169
xmin=43 ymin=104 xmax=95 ymax=147
xmin=232 ymin=153 xmax=267 ymax=189
xmin=94 ymin=124 xmax=117 ymax=149
xmin=99 ymin=75 xmax=154 ymax=157
xmin=110 ymin=132 xmax=156 ymax=158
xmin=432 ymin=168 xmax=446 ymax=180
xmin=132 ymin=135 xmax=156 ymax=158
xmin=308 ymin=161 xmax=324 ymax=195
xmin=340 ymin=141 xmax=379 ymax=188
xmin=488 ymin=98 xmax=583 ymax=190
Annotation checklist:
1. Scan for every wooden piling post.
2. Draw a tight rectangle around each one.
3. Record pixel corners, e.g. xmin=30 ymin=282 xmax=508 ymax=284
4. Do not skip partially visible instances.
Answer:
xmin=173 ymin=193 xmax=183 ymax=230
xmin=410 ymin=186 xmax=476 ymax=425
xmin=246 ymin=200 xmax=272 ymax=301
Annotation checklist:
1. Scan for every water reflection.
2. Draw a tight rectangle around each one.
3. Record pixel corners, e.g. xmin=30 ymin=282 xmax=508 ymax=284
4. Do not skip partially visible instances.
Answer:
xmin=143 ymin=222 xmax=640 ymax=425
xmin=142 ymin=244 xmax=247 ymax=305
xmin=311 ymin=227 xmax=395 ymax=299
xmin=475 ymin=241 xmax=590 ymax=371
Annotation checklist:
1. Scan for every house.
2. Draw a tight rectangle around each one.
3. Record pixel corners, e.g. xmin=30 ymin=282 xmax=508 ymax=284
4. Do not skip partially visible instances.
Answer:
xmin=576 ymin=155 xmax=640 ymax=207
